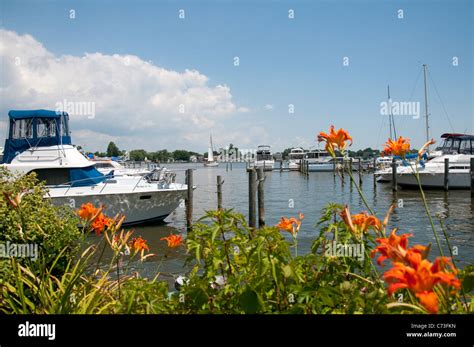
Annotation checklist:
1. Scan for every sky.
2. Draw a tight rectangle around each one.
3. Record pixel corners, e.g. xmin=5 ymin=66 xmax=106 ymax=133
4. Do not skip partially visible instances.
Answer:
xmin=0 ymin=0 xmax=472 ymax=154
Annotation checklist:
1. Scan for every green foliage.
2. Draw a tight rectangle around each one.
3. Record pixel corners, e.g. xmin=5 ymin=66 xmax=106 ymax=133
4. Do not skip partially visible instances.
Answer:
xmin=169 ymin=209 xmax=390 ymax=313
xmin=0 ymin=168 xmax=83 ymax=278
xmin=106 ymin=141 xmax=121 ymax=157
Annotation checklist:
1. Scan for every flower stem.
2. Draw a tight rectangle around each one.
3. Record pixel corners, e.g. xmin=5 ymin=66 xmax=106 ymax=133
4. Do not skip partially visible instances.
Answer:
xmin=412 ymin=169 xmax=444 ymax=257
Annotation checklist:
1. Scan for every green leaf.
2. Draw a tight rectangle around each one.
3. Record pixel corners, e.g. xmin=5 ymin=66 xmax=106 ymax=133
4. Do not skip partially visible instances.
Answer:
xmin=239 ymin=287 xmax=262 ymax=314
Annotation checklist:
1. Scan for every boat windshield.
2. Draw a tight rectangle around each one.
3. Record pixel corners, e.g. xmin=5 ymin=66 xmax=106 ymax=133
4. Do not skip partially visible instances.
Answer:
xmin=459 ymin=139 xmax=473 ymax=154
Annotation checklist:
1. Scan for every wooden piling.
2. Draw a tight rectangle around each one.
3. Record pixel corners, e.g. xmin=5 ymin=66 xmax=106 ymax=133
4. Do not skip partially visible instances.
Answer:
xmin=373 ymin=157 xmax=377 ymax=188
xmin=470 ymin=158 xmax=474 ymax=197
xmin=226 ymin=163 xmax=228 ymax=172
xmin=358 ymin=158 xmax=362 ymax=185
xmin=444 ymin=158 xmax=449 ymax=192
xmin=185 ymin=169 xmax=193 ymax=232
xmin=248 ymin=168 xmax=257 ymax=228
xmin=217 ymin=175 xmax=223 ymax=210
xmin=280 ymin=160 xmax=283 ymax=172
xmin=257 ymin=167 xmax=265 ymax=227
xmin=230 ymin=162 xmax=232 ymax=171
xmin=391 ymin=158 xmax=397 ymax=192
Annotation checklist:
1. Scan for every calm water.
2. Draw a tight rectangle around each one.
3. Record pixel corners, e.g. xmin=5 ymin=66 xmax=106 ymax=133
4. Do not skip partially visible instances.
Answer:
xmin=93 ymin=162 xmax=474 ymax=280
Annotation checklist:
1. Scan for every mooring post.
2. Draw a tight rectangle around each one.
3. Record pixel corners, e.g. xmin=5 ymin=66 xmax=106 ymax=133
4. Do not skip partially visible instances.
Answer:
xmin=248 ymin=168 xmax=257 ymax=228
xmin=280 ymin=160 xmax=283 ymax=172
xmin=257 ymin=167 xmax=265 ymax=227
xmin=217 ymin=175 xmax=223 ymax=210
xmin=230 ymin=162 xmax=232 ymax=171
xmin=306 ymin=160 xmax=309 ymax=177
xmin=392 ymin=158 xmax=397 ymax=192
xmin=373 ymin=157 xmax=377 ymax=188
xmin=333 ymin=158 xmax=336 ymax=177
xmin=444 ymin=158 xmax=449 ymax=192
xmin=358 ymin=158 xmax=363 ymax=185
xmin=226 ymin=163 xmax=228 ymax=172
xmin=185 ymin=169 xmax=193 ymax=232
xmin=470 ymin=158 xmax=474 ymax=197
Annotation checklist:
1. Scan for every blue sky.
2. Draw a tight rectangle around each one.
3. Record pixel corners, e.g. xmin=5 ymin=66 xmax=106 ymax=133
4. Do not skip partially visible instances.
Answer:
xmin=1 ymin=0 xmax=472 ymax=153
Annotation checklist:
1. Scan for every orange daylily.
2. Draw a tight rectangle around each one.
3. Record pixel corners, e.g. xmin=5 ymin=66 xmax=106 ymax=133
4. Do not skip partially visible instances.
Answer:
xmin=381 ymin=136 xmax=411 ymax=158
xmin=77 ymin=203 xmax=100 ymax=221
xmin=317 ymin=125 xmax=352 ymax=157
xmin=383 ymin=256 xmax=461 ymax=313
xmin=276 ymin=213 xmax=304 ymax=236
xmin=160 ymin=234 xmax=183 ymax=248
xmin=130 ymin=237 xmax=150 ymax=252
xmin=340 ymin=205 xmax=382 ymax=237
xmin=91 ymin=213 xmax=112 ymax=235
xmin=370 ymin=229 xmax=414 ymax=266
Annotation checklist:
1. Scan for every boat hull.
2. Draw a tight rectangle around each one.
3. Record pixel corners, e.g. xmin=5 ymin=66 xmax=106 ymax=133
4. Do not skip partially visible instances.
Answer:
xmin=396 ymin=171 xmax=471 ymax=189
xmin=288 ymin=161 xmax=300 ymax=171
xmin=252 ymin=161 xmax=275 ymax=171
xmin=47 ymin=185 xmax=187 ymax=225
xmin=204 ymin=162 xmax=219 ymax=167
xmin=308 ymin=163 xmax=334 ymax=172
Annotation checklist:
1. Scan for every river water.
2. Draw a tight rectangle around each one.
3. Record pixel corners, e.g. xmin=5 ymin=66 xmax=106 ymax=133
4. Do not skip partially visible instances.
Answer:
xmin=93 ymin=162 xmax=474 ymax=281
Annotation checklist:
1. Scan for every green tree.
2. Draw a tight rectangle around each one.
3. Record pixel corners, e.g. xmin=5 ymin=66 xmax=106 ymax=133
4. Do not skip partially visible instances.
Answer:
xmin=129 ymin=149 xmax=147 ymax=161
xmin=106 ymin=142 xmax=121 ymax=157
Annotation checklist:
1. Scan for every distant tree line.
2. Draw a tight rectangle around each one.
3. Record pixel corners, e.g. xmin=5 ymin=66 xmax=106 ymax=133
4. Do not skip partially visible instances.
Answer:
xmin=91 ymin=142 xmax=202 ymax=162
xmin=92 ymin=142 xmax=419 ymax=163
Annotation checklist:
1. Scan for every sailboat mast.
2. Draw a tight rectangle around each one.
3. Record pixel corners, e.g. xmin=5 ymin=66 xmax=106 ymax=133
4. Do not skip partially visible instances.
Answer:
xmin=388 ymin=85 xmax=393 ymax=139
xmin=423 ymin=64 xmax=430 ymax=143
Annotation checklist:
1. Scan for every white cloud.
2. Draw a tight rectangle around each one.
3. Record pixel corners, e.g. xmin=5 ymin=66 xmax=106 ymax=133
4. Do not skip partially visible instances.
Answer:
xmin=264 ymin=104 xmax=273 ymax=110
xmin=0 ymin=29 xmax=253 ymax=151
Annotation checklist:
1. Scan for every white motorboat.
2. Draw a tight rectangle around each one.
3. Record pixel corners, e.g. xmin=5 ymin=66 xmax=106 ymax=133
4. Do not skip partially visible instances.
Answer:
xmin=395 ymin=133 xmax=473 ymax=189
xmin=1 ymin=110 xmax=188 ymax=225
xmin=374 ymin=157 xmax=401 ymax=183
xmin=204 ymin=134 xmax=219 ymax=167
xmin=92 ymin=158 xmax=155 ymax=177
xmin=305 ymin=149 xmax=337 ymax=172
xmin=251 ymin=145 xmax=274 ymax=171
xmin=288 ymin=147 xmax=305 ymax=171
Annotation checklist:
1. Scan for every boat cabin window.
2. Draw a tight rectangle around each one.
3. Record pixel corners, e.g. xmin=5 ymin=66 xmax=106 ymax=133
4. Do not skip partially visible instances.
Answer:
xmin=94 ymin=162 xmax=115 ymax=169
xmin=257 ymin=152 xmax=272 ymax=161
xmin=60 ymin=114 xmax=69 ymax=136
xmin=459 ymin=139 xmax=473 ymax=154
xmin=12 ymin=119 xmax=34 ymax=139
xmin=37 ymin=118 xmax=57 ymax=137
xmin=29 ymin=168 xmax=70 ymax=186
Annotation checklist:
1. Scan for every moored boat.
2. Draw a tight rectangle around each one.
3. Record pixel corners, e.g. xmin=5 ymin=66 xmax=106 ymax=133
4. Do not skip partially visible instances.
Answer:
xmin=1 ymin=110 xmax=188 ymax=225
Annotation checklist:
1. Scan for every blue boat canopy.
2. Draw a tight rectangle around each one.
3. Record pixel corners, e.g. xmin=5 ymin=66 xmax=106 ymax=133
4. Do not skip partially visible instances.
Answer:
xmin=1 ymin=110 xmax=72 ymax=164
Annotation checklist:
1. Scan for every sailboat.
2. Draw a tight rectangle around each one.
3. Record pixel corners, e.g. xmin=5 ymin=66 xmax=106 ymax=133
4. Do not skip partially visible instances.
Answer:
xmin=204 ymin=134 xmax=219 ymax=167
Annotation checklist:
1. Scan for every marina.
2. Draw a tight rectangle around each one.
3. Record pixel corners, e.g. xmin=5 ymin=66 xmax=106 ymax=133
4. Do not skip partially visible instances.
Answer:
xmin=0 ymin=0 xmax=472 ymax=336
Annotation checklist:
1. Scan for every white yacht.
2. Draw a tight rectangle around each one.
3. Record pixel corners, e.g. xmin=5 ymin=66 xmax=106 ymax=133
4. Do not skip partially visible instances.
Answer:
xmin=1 ymin=110 xmax=188 ymax=225
xmin=204 ymin=134 xmax=219 ymax=167
xmin=288 ymin=148 xmax=305 ymax=171
xmin=305 ymin=149 xmax=337 ymax=172
xmin=374 ymin=157 xmax=402 ymax=183
xmin=92 ymin=158 xmax=155 ymax=177
xmin=395 ymin=133 xmax=473 ymax=189
xmin=252 ymin=145 xmax=274 ymax=171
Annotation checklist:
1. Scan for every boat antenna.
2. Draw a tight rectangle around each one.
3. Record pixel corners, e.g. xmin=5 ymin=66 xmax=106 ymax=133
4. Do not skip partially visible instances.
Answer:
xmin=387 ymin=85 xmax=397 ymax=139
xmin=422 ymin=64 xmax=430 ymax=145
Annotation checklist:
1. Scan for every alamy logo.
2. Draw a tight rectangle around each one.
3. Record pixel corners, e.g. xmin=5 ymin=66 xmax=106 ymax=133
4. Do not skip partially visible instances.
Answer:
xmin=18 ymin=321 xmax=56 ymax=341
xmin=380 ymin=99 xmax=420 ymax=119
xmin=0 ymin=241 xmax=38 ymax=261
xmin=55 ymin=99 xmax=96 ymax=119
xmin=324 ymin=241 xmax=364 ymax=262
